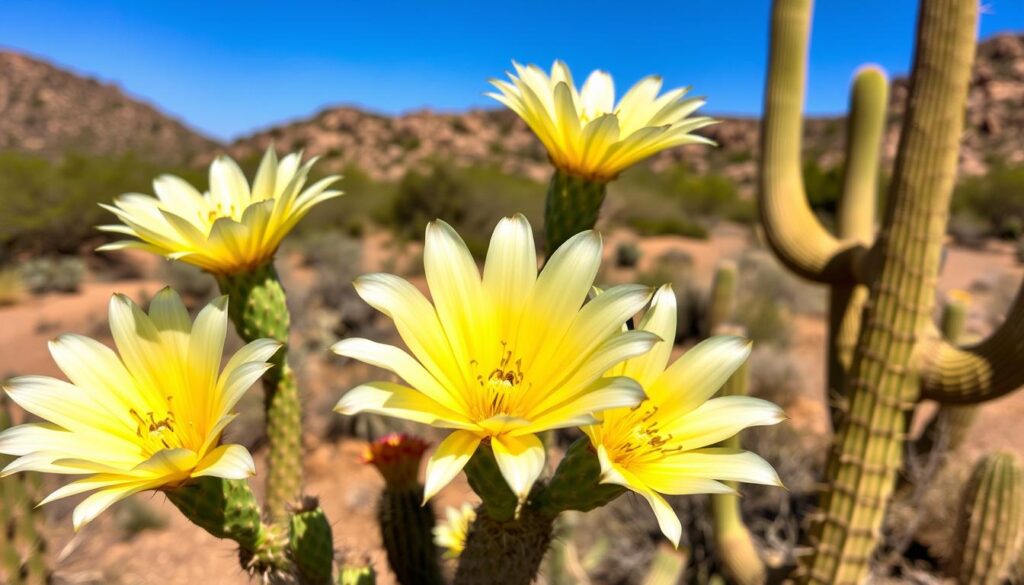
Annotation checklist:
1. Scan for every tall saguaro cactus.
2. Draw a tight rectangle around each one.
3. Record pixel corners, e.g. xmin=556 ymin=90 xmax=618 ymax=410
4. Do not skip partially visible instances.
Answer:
xmin=759 ymin=0 xmax=1024 ymax=582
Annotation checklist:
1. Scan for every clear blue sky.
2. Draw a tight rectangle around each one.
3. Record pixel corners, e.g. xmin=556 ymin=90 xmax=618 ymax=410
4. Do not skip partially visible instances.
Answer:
xmin=3 ymin=1 xmax=1022 ymax=141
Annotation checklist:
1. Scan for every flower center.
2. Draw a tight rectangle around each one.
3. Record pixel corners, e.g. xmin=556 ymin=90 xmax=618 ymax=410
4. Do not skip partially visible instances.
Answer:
xmin=130 ymin=404 xmax=184 ymax=456
xmin=470 ymin=343 xmax=530 ymax=421
xmin=607 ymin=401 xmax=680 ymax=466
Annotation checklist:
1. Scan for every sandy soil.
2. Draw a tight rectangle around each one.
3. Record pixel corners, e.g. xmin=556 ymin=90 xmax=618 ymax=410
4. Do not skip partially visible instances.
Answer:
xmin=1 ymin=227 xmax=1022 ymax=584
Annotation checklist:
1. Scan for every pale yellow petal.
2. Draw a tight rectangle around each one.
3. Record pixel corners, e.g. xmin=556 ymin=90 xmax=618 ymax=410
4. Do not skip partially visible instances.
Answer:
xmin=192 ymin=444 xmax=256 ymax=479
xmin=651 ymin=336 xmax=752 ymax=417
xmin=491 ymin=433 xmax=545 ymax=500
xmin=334 ymin=382 xmax=474 ymax=429
xmin=423 ymin=430 xmax=481 ymax=502
xmin=620 ymin=284 xmax=677 ymax=388
xmin=482 ymin=214 xmax=537 ymax=342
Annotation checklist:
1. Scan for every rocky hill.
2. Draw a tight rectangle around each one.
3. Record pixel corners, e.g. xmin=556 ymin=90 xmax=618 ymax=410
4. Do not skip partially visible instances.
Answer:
xmin=0 ymin=51 xmax=215 ymax=164
xmin=1 ymin=33 xmax=1022 ymax=183
xmin=226 ymin=33 xmax=1024 ymax=184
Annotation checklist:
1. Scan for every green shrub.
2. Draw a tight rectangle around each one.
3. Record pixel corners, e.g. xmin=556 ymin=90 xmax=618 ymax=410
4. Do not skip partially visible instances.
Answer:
xmin=0 ymin=151 xmax=204 ymax=255
xmin=21 ymin=256 xmax=86 ymax=294
xmin=952 ymin=164 xmax=1024 ymax=239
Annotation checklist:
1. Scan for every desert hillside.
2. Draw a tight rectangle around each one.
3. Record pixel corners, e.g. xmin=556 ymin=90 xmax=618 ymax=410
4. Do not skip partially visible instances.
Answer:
xmin=0 ymin=51 xmax=216 ymax=164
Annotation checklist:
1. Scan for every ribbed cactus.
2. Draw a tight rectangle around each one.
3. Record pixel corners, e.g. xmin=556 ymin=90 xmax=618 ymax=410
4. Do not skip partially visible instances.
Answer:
xmin=706 ymin=261 xmax=738 ymax=337
xmin=709 ymin=334 xmax=766 ymax=585
xmin=949 ymin=452 xmax=1024 ymax=585
xmin=289 ymin=499 xmax=335 ymax=585
xmin=544 ymin=170 xmax=607 ymax=256
xmin=0 ymin=395 xmax=49 ymax=585
xmin=913 ymin=293 xmax=978 ymax=461
xmin=216 ymin=262 xmax=302 ymax=520
xmin=456 ymin=440 xmax=622 ymax=585
xmin=362 ymin=434 xmax=443 ymax=585
xmin=759 ymin=0 xmax=1024 ymax=582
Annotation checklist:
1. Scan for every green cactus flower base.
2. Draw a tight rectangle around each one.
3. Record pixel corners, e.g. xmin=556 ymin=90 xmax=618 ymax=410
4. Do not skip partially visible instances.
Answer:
xmin=544 ymin=170 xmax=607 ymax=258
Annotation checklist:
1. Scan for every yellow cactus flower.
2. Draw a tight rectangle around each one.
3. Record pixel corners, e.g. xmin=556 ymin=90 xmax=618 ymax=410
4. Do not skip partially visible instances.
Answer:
xmin=488 ymin=61 xmax=716 ymax=182
xmin=0 ymin=288 xmax=280 ymax=529
xmin=98 ymin=147 xmax=341 ymax=275
xmin=334 ymin=214 xmax=655 ymax=502
xmin=434 ymin=503 xmax=477 ymax=559
xmin=584 ymin=285 xmax=785 ymax=546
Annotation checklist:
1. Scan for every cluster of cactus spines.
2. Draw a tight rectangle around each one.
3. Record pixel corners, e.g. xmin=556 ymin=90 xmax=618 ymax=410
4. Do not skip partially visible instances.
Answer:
xmin=0 ymin=395 xmax=50 ymax=585
xmin=949 ymin=452 xmax=1024 ymax=585
xmin=708 ymin=328 xmax=767 ymax=585
xmin=705 ymin=261 xmax=737 ymax=337
xmin=362 ymin=435 xmax=443 ymax=585
xmin=288 ymin=498 xmax=335 ymax=585
xmin=543 ymin=170 xmax=607 ymax=256
xmin=215 ymin=262 xmax=303 ymax=520
xmin=757 ymin=0 xmax=1024 ymax=581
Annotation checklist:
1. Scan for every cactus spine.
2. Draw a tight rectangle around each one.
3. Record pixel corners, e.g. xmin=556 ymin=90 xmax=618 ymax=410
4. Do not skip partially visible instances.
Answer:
xmin=709 ymin=346 xmax=766 ymax=585
xmin=216 ymin=262 xmax=302 ymax=520
xmin=758 ymin=0 xmax=1024 ymax=581
xmin=544 ymin=170 xmax=607 ymax=256
xmin=0 ymin=395 xmax=49 ymax=585
xmin=949 ymin=452 xmax=1024 ymax=585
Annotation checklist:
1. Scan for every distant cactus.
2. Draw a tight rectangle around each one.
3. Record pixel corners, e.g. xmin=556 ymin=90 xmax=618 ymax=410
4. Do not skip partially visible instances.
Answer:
xmin=641 ymin=544 xmax=688 ymax=585
xmin=949 ymin=452 xmax=1024 ymax=585
xmin=709 ymin=329 xmax=766 ymax=585
xmin=758 ymin=0 xmax=1024 ymax=582
xmin=0 ymin=395 xmax=50 ymax=585
xmin=362 ymin=435 xmax=443 ymax=585
xmin=706 ymin=260 xmax=738 ymax=336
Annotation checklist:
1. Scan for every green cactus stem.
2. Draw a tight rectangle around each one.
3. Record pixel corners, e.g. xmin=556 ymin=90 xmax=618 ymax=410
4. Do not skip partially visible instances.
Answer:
xmin=0 ymin=395 xmax=50 ymax=585
xmin=462 ymin=442 xmax=521 ymax=522
xmin=167 ymin=476 xmax=291 ymax=579
xmin=289 ymin=499 xmax=335 ymax=585
xmin=452 ymin=503 xmax=554 ymax=585
xmin=826 ymin=66 xmax=887 ymax=431
xmin=914 ymin=295 xmax=978 ymax=461
xmin=215 ymin=262 xmax=302 ymax=520
xmin=362 ymin=434 xmax=443 ymax=585
xmin=949 ymin=452 xmax=1024 ymax=585
xmin=706 ymin=261 xmax=738 ymax=336
xmin=543 ymin=170 xmax=607 ymax=257
xmin=536 ymin=437 xmax=624 ymax=516
xmin=709 ymin=350 xmax=766 ymax=585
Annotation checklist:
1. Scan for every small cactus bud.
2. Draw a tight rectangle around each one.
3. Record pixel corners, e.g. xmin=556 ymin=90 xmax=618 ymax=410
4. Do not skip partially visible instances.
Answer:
xmin=362 ymin=433 xmax=430 ymax=491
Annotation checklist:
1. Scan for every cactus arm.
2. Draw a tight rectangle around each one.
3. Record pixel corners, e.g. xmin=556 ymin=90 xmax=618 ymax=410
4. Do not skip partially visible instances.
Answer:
xmin=759 ymin=0 xmax=867 ymax=284
xmin=826 ymin=67 xmax=887 ymax=429
xmin=920 ymin=279 xmax=1024 ymax=403
xmin=804 ymin=0 xmax=977 ymax=582
xmin=710 ymin=353 xmax=767 ymax=585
